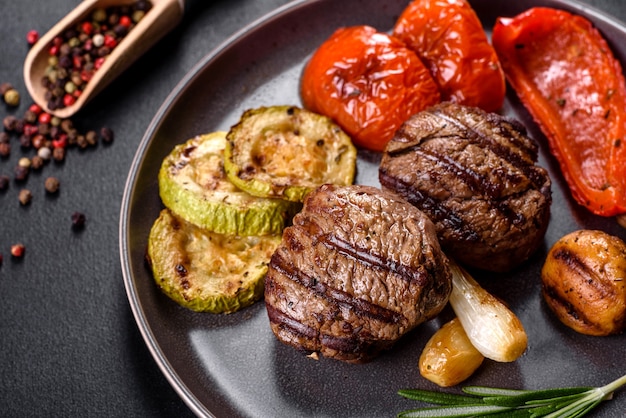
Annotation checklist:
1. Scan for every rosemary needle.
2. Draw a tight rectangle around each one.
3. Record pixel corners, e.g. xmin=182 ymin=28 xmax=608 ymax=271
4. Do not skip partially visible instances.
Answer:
xmin=397 ymin=373 xmax=626 ymax=418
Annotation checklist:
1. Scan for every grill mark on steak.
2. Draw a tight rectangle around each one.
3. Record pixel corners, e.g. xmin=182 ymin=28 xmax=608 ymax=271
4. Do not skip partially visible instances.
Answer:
xmin=266 ymin=302 xmax=318 ymax=339
xmin=270 ymin=251 xmax=406 ymax=325
xmin=320 ymin=233 xmax=430 ymax=287
xmin=383 ymin=108 xmax=534 ymax=229
xmin=379 ymin=168 xmax=480 ymax=242
xmin=428 ymin=106 xmax=547 ymax=190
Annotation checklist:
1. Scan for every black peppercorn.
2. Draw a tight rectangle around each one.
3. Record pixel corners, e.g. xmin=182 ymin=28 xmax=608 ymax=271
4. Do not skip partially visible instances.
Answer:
xmin=3 ymin=115 xmax=18 ymax=131
xmin=100 ymin=126 xmax=114 ymax=143
xmin=44 ymin=176 xmax=60 ymax=193
xmin=71 ymin=211 xmax=86 ymax=229
xmin=0 ymin=82 xmax=12 ymax=96
xmin=0 ymin=142 xmax=9 ymax=157
xmin=23 ymin=110 xmax=37 ymax=124
xmin=14 ymin=164 xmax=29 ymax=181
xmin=0 ymin=174 xmax=9 ymax=190
xmin=0 ymin=131 xmax=8 ymax=143
xmin=19 ymin=134 xmax=32 ymax=148
xmin=52 ymin=146 xmax=65 ymax=162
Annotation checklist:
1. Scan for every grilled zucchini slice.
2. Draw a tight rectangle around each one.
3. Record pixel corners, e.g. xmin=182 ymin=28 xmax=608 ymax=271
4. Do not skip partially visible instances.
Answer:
xmin=159 ymin=131 xmax=300 ymax=236
xmin=147 ymin=208 xmax=281 ymax=313
xmin=224 ymin=105 xmax=357 ymax=202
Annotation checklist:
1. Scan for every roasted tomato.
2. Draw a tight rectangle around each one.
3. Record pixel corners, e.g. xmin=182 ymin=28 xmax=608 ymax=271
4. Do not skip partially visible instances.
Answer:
xmin=300 ymin=25 xmax=440 ymax=152
xmin=393 ymin=0 xmax=505 ymax=112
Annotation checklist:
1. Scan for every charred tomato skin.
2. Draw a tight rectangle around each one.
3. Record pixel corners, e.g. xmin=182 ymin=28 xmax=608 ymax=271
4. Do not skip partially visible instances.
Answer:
xmin=300 ymin=25 xmax=440 ymax=152
xmin=392 ymin=0 xmax=505 ymax=112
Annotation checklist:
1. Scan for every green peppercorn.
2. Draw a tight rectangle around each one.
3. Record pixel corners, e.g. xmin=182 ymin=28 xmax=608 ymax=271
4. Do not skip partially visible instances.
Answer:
xmin=4 ymin=88 xmax=20 ymax=106
xmin=92 ymin=7 xmax=107 ymax=22
xmin=64 ymin=81 xmax=77 ymax=94
xmin=68 ymin=37 xmax=80 ymax=48
xmin=132 ymin=10 xmax=145 ymax=23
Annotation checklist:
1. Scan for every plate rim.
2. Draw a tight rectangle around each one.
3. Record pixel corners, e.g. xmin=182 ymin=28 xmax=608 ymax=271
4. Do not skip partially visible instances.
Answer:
xmin=119 ymin=0 xmax=626 ymax=416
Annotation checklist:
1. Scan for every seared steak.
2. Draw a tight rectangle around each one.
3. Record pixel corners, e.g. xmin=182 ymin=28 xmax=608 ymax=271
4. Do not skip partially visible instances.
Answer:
xmin=264 ymin=184 xmax=452 ymax=363
xmin=379 ymin=102 xmax=552 ymax=272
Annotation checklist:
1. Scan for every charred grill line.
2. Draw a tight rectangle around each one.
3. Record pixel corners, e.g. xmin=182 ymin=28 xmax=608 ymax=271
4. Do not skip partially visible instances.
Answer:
xmin=321 ymin=233 xmax=429 ymax=287
xmin=552 ymin=248 xmax=616 ymax=297
xmin=379 ymin=169 xmax=480 ymax=242
xmin=265 ymin=303 xmax=318 ymax=338
xmin=411 ymin=146 xmax=502 ymax=198
xmin=271 ymin=251 xmax=406 ymax=325
xmin=429 ymin=107 xmax=546 ymax=190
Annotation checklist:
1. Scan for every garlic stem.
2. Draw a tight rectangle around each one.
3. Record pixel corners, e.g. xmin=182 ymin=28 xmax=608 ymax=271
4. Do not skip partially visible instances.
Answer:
xmin=447 ymin=258 xmax=528 ymax=362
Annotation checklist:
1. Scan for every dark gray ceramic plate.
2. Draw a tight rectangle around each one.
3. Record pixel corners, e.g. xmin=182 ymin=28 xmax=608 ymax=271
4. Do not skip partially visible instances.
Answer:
xmin=120 ymin=0 xmax=626 ymax=416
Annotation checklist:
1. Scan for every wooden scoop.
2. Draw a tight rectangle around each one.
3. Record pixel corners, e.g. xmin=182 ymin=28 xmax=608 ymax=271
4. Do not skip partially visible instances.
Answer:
xmin=23 ymin=0 xmax=187 ymax=118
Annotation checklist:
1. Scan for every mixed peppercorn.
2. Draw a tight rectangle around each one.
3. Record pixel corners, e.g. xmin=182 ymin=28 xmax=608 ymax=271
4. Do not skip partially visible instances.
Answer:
xmin=0 ymin=2 xmax=156 ymax=264
xmin=41 ymin=1 xmax=152 ymax=111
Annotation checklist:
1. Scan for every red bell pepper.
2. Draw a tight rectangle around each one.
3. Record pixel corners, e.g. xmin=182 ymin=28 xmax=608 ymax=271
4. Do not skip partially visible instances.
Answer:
xmin=492 ymin=7 xmax=626 ymax=217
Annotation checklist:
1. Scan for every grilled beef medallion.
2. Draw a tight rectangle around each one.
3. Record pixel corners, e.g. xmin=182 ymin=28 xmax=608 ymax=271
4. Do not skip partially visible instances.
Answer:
xmin=264 ymin=184 xmax=452 ymax=363
xmin=379 ymin=102 xmax=552 ymax=273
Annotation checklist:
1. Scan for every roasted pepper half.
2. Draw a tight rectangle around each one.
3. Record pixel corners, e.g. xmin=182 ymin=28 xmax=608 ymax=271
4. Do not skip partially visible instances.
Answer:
xmin=492 ymin=7 xmax=626 ymax=216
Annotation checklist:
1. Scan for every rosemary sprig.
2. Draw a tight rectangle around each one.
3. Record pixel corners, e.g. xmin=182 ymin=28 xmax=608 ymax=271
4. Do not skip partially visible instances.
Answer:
xmin=397 ymin=373 xmax=626 ymax=418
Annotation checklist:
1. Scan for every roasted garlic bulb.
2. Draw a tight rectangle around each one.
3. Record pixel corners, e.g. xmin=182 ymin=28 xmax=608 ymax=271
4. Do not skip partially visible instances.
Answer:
xmin=541 ymin=229 xmax=626 ymax=336
xmin=419 ymin=317 xmax=484 ymax=387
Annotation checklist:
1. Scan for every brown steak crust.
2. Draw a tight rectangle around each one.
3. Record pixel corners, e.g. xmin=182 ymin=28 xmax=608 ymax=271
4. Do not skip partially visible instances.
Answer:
xmin=379 ymin=102 xmax=552 ymax=272
xmin=264 ymin=184 xmax=452 ymax=363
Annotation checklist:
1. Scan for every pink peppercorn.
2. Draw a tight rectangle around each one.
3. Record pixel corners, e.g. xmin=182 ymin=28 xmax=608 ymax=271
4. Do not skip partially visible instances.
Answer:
xmin=29 ymin=103 xmax=42 ymax=114
xmin=62 ymin=94 xmax=76 ymax=107
xmin=80 ymin=70 xmax=93 ymax=83
xmin=11 ymin=243 xmax=25 ymax=258
xmin=52 ymin=134 xmax=67 ymax=149
xmin=23 ymin=124 xmax=38 ymax=137
xmin=26 ymin=30 xmax=39 ymax=45
xmin=82 ymin=21 xmax=93 ymax=35
xmin=103 ymin=34 xmax=117 ymax=49
xmin=94 ymin=57 xmax=105 ymax=70
xmin=73 ymin=55 xmax=83 ymax=69
xmin=119 ymin=15 xmax=132 ymax=27
xmin=49 ymin=44 xmax=59 ymax=56
xmin=38 ymin=112 xmax=51 ymax=125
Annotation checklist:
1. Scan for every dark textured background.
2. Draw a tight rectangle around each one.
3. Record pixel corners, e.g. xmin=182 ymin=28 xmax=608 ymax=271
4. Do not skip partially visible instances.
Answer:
xmin=0 ymin=0 xmax=625 ymax=417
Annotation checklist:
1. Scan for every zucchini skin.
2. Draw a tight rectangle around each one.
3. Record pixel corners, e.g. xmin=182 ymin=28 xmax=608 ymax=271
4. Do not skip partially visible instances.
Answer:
xmin=147 ymin=209 xmax=281 ymax=313
xmin=159 ymin=131 xmax=300 ymax=236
